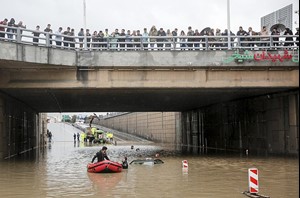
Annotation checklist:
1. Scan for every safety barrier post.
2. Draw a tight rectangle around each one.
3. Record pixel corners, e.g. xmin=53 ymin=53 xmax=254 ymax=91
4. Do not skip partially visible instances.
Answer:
xmin=248 ymin=168 xmax=259 ymax=194
xmin=182 ymin=160 xmax=188 ymax=174
xmin=243 ymin=167 xmax=270 ymax=198
xmin=182 ymin=160 xmax=188 ymax=168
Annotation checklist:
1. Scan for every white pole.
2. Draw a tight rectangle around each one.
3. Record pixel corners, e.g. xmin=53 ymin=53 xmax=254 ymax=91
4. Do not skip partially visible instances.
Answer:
xmin=83 ymin=0 xmax=87 ymax=50
xmin=227 ymin=0 xmax=231 ymax=50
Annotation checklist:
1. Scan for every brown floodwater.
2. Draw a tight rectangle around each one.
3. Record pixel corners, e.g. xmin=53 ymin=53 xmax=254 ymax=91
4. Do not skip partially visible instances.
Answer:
xmin=0 ymin=123 xmax=298 ymax=198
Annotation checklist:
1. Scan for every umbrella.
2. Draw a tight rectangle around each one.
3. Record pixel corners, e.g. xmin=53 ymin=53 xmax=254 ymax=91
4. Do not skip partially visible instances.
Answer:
xmin=270 ymin=24 xmax=286 ymax=32
xmin=200 ymin=27 xmax=211 ymax=35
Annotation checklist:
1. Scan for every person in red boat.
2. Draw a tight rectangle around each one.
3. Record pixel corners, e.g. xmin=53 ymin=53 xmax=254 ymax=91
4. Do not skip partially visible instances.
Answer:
xmin=91 ymin=146 xmax=110 ymax=163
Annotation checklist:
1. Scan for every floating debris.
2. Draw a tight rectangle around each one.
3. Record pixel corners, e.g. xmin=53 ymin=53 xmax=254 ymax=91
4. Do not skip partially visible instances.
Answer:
xmin=242 ymin=191 xmax=270 ymax=198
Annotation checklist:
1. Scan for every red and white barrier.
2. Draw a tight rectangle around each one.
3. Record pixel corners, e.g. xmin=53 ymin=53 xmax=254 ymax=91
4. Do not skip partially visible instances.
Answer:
xmin=248 ymin=168 xmax=259 ymax=194
xmin=182 ymin=160 xmax=188 ymax=168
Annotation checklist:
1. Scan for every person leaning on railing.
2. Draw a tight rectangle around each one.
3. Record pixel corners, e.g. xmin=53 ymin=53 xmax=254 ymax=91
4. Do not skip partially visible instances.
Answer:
xmin=149 ymin=25 xmax=157 ymax=50
xmin=136 ymin=30 xmax=142 ymax=49
xmin=0 ymin=18 xmax=8 ymax=39
xmin=63 ymin=27 xmax=70 ymax=48
xmin=69 ymin=28 xmax=75 ymax=48
xmin=1 ymin=24 xmax=299 ymax=52
xmin=32 ymin=25 xmax=40 ymax=46
xmin=110 ymin=31 xmax=118 ymax=50
xmin=118 ymin=29 xmax=126 ymax=50
xmin=6 ymin=18 xmax=16 ymax=40
xmin=236 ymin=26 xmax=248 ymax=47
xmin=208 ymin=31 xmax=216 ymax=49
xmin=259 ymin=26 xmax=269 ymax=47
xmin=142 ymin=28 xmax=149 ymax=50
xmin=103 ymin=29 xmax=109 ymax=49
xmin=16 ymin=21 xmax=26 ymax=35
xmin=86 ymin=29 xmax=91 ymax=49
xmin=295 ymin=27 xmax=299 ymax=47
xmin=187 ymin=26 xmax=194 ymax=50
xmin=247 ymin=27 xmax=257 ymax=50
xmin=201 ymin=30 xmax=208 ymax=48
xmin=271 ymin=27 xmax=280 ymax=49
xmin=55 ymin=27 xmax=63 ymax=47
xmin=98 ymin=30 xmax=105 ymax=49
xmin=179 ymin=30 xmax=187 ymax=50
xmin=214 ymin=28 xmax=222 ymax=49
xmin=165 ymin=29 xmax=173 ymax=49
xmin=44 ymin=24 xmax=52 ymax=45
xmin=78 ymin=28 xmax=84 ymax=49
xmin=125 ymin=30 xmax=132 ymax=50
xmin=157 ymin=28 xmax=166 ymax=50
xmin=131 ymin=30 xmax=138 ymax=49
xmin=92 ymin=30 xmax=98 ymax=49
xmin=283 ymin=28 xmax=294 ymax=48
xmin=193 ymin=29 xmax=201 ymax=49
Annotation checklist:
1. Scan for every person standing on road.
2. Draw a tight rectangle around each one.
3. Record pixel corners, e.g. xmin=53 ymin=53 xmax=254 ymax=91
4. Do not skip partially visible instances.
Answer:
xmin=48 ymin=131 xmax=52 ymax=142
xmin=77 ymin=132 xmax=80 ymax=141
xmin=73 ymin=133 xmax=76 ymax=142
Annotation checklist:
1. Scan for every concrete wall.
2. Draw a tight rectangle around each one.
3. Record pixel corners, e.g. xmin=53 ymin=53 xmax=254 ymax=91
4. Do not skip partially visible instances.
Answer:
xmin=0 ymin=93 xmax=46 ymax=160
xmin=0 ymin=41 xmax=298 ymax=67
xmin=182 ymin=90 xmax=299 ymax=156
xmin=96 ymin=112 xmax=181 ymax=150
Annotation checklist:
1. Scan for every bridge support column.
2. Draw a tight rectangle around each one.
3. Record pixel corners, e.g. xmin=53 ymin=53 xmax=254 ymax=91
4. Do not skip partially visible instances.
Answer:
xmin=181 ymin=110 xmax=205 ymax=154
xmin=0 ymin=95 xmax=6 ymax=159
xmin=0 ymin=93 xmax=46 ymax=160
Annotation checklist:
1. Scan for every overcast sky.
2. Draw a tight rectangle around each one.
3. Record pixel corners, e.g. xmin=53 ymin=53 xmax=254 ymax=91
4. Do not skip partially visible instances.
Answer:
xmin=2 ymin=0 xmax=299 ymax=34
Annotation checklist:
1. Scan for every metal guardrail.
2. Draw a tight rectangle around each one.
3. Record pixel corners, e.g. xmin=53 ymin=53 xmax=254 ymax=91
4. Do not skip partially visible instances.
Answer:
xmin=0 ymin=25 xmax=299 ymax=51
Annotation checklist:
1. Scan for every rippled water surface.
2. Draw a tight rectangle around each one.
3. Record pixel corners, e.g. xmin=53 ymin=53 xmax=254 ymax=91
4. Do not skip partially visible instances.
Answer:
xmin=0 ymin=123 xmax=298 ymax=198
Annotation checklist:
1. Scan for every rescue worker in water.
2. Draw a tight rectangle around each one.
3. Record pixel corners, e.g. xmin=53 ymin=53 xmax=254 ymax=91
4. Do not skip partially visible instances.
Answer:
xmin=91 ymin=146 xmax=110 ymax=163
xmin=122 ymin=157 xmax=128 ymax=169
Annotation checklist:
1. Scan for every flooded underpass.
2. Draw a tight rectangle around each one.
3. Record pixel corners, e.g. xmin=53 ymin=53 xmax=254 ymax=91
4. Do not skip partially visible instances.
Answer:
xmin=0 ymin=123 xmax=298 ymax=198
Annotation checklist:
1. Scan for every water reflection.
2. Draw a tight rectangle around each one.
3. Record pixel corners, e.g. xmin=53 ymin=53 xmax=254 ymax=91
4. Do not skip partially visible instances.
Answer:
xmin=88 ymin=172 xmax=124 ymax=196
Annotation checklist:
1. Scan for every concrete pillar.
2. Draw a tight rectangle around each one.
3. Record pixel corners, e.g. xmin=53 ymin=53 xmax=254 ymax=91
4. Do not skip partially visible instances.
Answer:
xmin=191 ymin=111 xmax=199 ymax=154
xmin=287 ymin=94 xmax=299 ymax=155
xmin=0 ymin=95 xmax=5 ymax=159
xmin=175 ymin=112 xmax=182 ymax=151
xmin=0 ymin=92 xmax=46 ymax=160
xmin=198 ymin=110 xmax=205 ymax=153
xmin=186 ymin=112 xmax=192 ymax=152
xmin=181 ymin=112 xmax=188 ymax=153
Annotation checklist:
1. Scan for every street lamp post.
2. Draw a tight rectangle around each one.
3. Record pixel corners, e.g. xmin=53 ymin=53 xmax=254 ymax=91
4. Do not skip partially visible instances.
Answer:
xmin=83 ymin=0 xmax=87 ymax=50
xmin=227 ymin=0 xmax=231 ymax=50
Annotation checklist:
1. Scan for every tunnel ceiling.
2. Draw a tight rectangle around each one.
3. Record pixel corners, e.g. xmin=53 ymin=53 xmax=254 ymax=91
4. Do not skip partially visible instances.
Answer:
xmin=0 ymin=87 xmax=293 ymax=113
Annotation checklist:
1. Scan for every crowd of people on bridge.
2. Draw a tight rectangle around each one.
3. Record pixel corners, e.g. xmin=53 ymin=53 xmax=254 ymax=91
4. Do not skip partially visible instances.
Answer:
xmin=0 ymin=17 xmax=299 ymax=50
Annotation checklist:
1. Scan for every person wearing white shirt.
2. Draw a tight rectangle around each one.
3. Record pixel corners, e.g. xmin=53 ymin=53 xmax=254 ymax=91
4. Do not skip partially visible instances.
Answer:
xmin=55 ymin=27 xmax=63 ymax=46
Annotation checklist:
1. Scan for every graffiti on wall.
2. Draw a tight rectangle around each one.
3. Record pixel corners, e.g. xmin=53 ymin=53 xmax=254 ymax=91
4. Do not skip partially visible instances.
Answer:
xmin=224 ymin=50 xmax=299 ymax=63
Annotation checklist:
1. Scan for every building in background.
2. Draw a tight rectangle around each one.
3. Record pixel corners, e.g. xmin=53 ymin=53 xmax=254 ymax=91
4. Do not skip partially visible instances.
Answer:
xmin=261 ymin=4 xmax=293 ymax=32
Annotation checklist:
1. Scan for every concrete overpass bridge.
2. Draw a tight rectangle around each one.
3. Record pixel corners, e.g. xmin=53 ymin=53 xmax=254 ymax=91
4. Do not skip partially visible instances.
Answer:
xmin=0 ymin=41 xmax=298 ymax=112
xmin=0 ymin=40 xmax=299 ymax=159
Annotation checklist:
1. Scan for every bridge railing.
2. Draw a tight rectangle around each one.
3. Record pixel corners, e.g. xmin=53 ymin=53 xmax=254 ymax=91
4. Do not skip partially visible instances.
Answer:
xmin=0 ymin=25 xmax=299 ymax=51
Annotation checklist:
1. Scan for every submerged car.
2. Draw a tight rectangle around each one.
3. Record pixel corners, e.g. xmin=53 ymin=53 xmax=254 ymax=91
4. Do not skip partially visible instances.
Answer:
xmin=130 ymin=158 xmax=164 ymax=165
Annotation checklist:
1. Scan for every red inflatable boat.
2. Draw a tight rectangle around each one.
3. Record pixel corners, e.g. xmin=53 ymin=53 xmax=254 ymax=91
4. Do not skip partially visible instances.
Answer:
xmin=87 ymin=160 xmax=123 ymax=173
